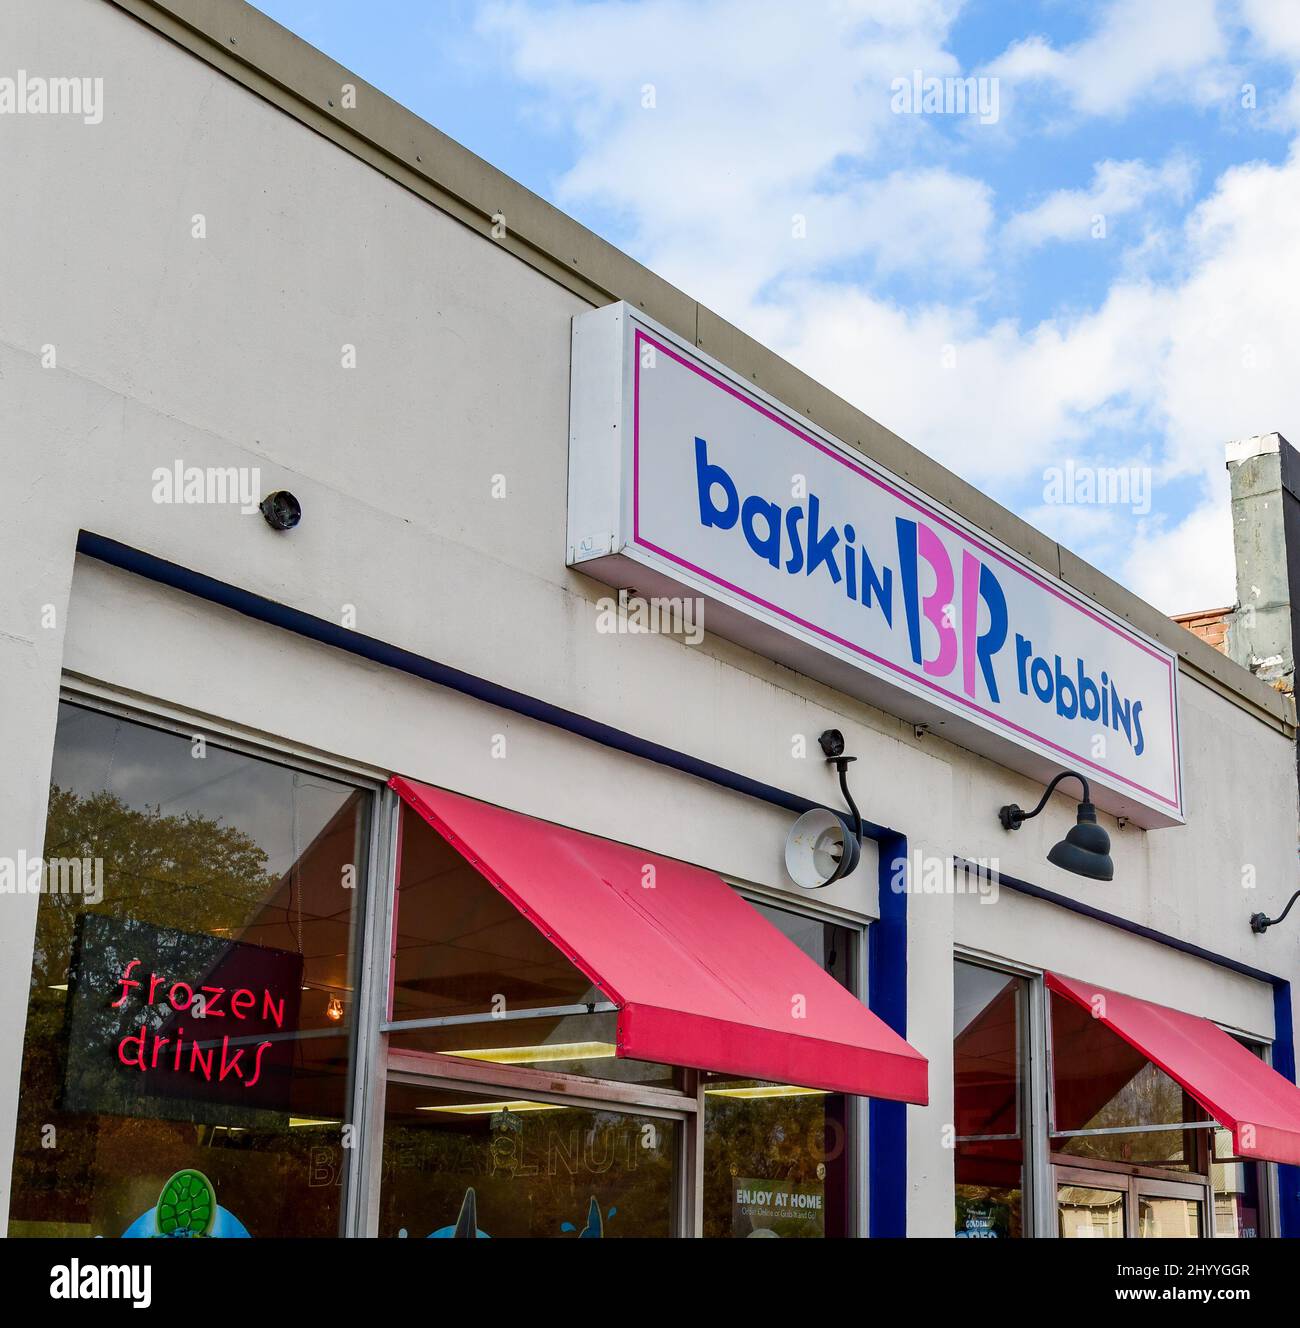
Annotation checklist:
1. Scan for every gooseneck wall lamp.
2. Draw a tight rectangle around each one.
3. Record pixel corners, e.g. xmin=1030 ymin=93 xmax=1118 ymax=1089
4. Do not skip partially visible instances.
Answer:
xmin=783 ymin=729 xmax=863 ymax=889
xmin=998 ymin=770 xmax=1114 ymax=882
xmin=1250 ymin=890 xmax=1300 ymax=935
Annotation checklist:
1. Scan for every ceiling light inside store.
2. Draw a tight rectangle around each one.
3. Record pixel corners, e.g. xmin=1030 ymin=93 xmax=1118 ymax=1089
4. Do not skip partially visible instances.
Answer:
xmin=704 ymin=1085 xmax=829 ymax=1100
xmin=449 ymin=1041 xmax=617 ymax=1066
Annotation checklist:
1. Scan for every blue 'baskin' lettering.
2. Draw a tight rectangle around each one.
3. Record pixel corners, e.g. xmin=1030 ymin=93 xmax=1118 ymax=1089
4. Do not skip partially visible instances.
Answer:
xmin=691 ymin=436 xmax=1150 ymax=758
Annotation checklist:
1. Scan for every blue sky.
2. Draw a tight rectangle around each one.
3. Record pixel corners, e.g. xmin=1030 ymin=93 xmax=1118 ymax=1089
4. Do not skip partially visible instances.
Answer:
xmin=251 ymin=0 xmax=1300 ymax=613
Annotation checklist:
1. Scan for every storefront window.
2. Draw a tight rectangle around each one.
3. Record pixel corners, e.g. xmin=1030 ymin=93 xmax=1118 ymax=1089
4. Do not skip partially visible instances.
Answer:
xmin=387 ymin=805 xmax=677 ymax=1088
xmin=702 ymin=902 xmax=855 ymax=1238
xmin=1209 ymin=1037 xmax=1272 ymax=1238
xmin=953 ymin=960 xmax=1025 ymax=1238
xmin=1212 ymin=1128 xmax=1265 ymax=1237
xmin=1050 ymin=990 xmax=1211 ymax=1171
xmin=379 ymin=1081 xmax=677 ymax=1237
xmin=1138 ymin=1194 xmax=1202 ymax=1237
xmin=1057 ymin=1183 xmax=1125 ymax=1238
xmin=8 ymin=703 xmax=369 ymax=1238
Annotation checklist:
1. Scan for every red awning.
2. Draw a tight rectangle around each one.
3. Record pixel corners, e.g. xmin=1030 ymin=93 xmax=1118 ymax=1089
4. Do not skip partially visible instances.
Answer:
xmin=391 ymin=777 xmax=928 ymax=1104
xmin=1048 ymin=972 xmax=1300 ymax=1165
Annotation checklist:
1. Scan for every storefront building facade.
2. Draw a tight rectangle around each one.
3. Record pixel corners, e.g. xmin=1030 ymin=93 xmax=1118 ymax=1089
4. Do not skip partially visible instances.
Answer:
xmin=4 ymin=0 xmax=1300 ymax=1239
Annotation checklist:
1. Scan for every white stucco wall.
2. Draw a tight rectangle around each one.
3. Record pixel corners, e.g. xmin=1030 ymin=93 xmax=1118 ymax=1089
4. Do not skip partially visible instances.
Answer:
xmin=2 ymin=0 xmax=1297 ymax=1236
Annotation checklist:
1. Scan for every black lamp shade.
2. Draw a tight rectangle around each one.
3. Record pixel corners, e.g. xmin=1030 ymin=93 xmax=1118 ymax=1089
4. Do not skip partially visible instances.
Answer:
xmin=1047 ymin=802 xmax=1113 ymax=881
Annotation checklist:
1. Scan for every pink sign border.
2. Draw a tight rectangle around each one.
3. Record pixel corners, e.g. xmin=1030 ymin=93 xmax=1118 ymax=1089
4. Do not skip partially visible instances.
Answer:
xmin=630 ymin=327 xmax=1181 ymax=813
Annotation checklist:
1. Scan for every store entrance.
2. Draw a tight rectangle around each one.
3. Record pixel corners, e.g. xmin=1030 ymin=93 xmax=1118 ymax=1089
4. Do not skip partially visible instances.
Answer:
xmin=1056 ymin=1165 xmax=1208 ymax=1238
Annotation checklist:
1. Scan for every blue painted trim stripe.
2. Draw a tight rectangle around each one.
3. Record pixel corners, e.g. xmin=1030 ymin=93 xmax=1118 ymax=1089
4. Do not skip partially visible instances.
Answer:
xmin=76 ymin=532 xmax=846 ymax=822
xmin=1271 ymin=986 xmax=1300 ymax=1237
xmin=956 ymin=858 xmax=1283 ymax=987
xmin=869 ymin=832 xmax=909 ymax=1238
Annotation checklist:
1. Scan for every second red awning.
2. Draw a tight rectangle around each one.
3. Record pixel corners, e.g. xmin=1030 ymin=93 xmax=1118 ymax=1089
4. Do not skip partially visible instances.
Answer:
xmin=1049 ymin=972 xmax=1300 ymax=1165
xmin=392 ymin=777 xmax=928 ymax=1104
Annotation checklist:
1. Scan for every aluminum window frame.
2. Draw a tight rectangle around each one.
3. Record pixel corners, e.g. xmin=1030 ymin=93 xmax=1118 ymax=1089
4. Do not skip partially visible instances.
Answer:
xmin=362 ymin=797 xmax=705 ymax=1236
xmin=50 ymin=679 xmax=387 ymax=1238
xmin=1055 ymin=1163 xmax=1212 ymax=1239
xmin=732 ymin=883 xmax=870 ymax=1238
xmin=952 ymin=949 xmax=1045 ymax=1239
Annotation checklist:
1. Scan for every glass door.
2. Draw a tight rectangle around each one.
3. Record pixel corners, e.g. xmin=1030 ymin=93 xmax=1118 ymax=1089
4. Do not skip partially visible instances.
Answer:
xmin=1056 ymin=1167 xmax=1127 ymax=1238
xmin=378 ymin=1075 xmax=684 ymax=1238
xmin=1056 ymin=1166 xmax=1208 ymax=1238
xmin=1135 ymin=1177 xmax=1207 ymax=1238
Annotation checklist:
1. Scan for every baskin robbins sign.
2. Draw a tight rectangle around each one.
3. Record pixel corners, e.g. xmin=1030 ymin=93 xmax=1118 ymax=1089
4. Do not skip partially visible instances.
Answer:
xmin=567 ymin=304 xmax=1183 ymax=828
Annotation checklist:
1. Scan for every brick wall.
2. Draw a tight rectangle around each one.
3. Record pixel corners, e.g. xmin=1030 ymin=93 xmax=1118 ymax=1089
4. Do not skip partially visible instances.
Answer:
xmin=1171 ymin=607 xmax=1231 ymax=654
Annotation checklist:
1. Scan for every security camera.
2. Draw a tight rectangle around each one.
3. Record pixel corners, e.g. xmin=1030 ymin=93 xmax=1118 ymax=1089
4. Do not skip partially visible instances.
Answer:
xmin=259 ymin=490 xmax=302 ymax=531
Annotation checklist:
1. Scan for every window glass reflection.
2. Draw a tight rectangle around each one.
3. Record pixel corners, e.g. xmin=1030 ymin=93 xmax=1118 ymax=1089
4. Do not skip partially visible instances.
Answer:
xmin=1212 ymin=1128 xmax=1265 ymax=1236
xmin=9 ymin=704 xmax=367 ymax=1238
xmin=954 ymin=961 xmax=1024 ymax=1237
xmin=702 ymin=902 xmax=853 ymax=1238
xmin=379 ymin=1081 xmax=676 ymax=1237
xmin=388 ymin=806 xmax=677 ymax=1088
xmin=1051 ymin=991 xmax=1209 ymax=1170
xmin=1057 ymin=1184 xmax=1125 ymax=1238
xmin=1139 ymin=1195 xmax=1201 ymax=1237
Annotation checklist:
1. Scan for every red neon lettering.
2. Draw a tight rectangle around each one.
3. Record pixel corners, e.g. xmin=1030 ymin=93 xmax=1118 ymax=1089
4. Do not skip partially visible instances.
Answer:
xmin=118 ymin=1024 xmax=148 ymax=1070
xmin=262 ymin=991 xmax=286 ymax=1029
xmin=229 ymin=988 xmax=255 ymax=1019
xmin=189 ymin=1039 xmax=214 ymax=1081
xmin=112 ymin=959 xmax=142 ymax=1008
xmin=199 ymin=985 xmax=226 ymax=1016
xmin=218 ymin=1038 xmax=245 ymax=1082
xmin=245 ymin=1040 xmax=272 ymax=1088
xmin=169 ymin=982 xmax=193 ymax=1011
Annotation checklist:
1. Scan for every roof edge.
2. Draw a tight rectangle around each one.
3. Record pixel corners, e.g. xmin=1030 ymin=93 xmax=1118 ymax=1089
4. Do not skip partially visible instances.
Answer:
xmin=104 ymin=0 xmax=1294 ymax=734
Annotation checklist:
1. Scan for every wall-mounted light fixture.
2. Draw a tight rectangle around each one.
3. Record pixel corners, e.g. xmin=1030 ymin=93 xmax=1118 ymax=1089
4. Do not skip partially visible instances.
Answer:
xmin=784 ymin=729 xmax=863 ymax=889
xmin=998 ymin=770 xmax=1113 ymax=882
xmin=1250 ymin=889 xmax=1300 ymax=934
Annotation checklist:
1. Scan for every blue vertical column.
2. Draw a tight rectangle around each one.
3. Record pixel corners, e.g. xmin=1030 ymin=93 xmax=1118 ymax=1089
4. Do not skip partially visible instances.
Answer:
xmin=868 ymin=831 xmax=910 ymax=1237
xmin=1271 ymin=981 xmax=1300 ymax=1237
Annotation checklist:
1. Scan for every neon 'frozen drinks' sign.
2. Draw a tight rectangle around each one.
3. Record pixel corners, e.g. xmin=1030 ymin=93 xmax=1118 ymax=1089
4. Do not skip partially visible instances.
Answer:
xmin=64 ymin=915 xmax=304 ymax=1122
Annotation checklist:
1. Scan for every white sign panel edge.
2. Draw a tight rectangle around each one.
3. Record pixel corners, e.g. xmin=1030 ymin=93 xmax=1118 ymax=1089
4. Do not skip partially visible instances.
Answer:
xmin=567 ymin=302 xmax=1184 ymax=829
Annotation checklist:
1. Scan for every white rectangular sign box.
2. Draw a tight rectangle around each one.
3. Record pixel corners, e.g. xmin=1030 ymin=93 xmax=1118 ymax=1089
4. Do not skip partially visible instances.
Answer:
xmin=567 ymin=303 xmax=1183 ymax=828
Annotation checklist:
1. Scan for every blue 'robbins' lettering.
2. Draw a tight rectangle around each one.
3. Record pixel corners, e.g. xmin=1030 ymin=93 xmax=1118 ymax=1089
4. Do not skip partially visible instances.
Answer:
xmin=1014 ymin=635 xmax=1145 ymax=756
xmin=692 ymin=435 xmax=1149 ymax=758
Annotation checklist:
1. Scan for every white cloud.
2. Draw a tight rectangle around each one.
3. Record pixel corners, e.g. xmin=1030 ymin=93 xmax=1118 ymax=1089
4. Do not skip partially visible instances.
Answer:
xmin=1239 ymin=0 xmax=1300 ymax=60
xmin=486 ymin=0 xmax=1300 ymax=614
xmin=481 ymin=0 xmax=972 ymax=304
xmin=1236 ymin=1 xmax=1300 ymax=129
xmin=988 ymin=0 xmax=1231 ymax=117
xmin=1120 ymin=489 xmax=1237 ymax=615
xmin=752 ymin=276 xmax=1173 ymax=483
xmin=749 ymin=145 xmax=1300 ymax=612
xmin=1004 ymin=154 xmax=1197 ymax=248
